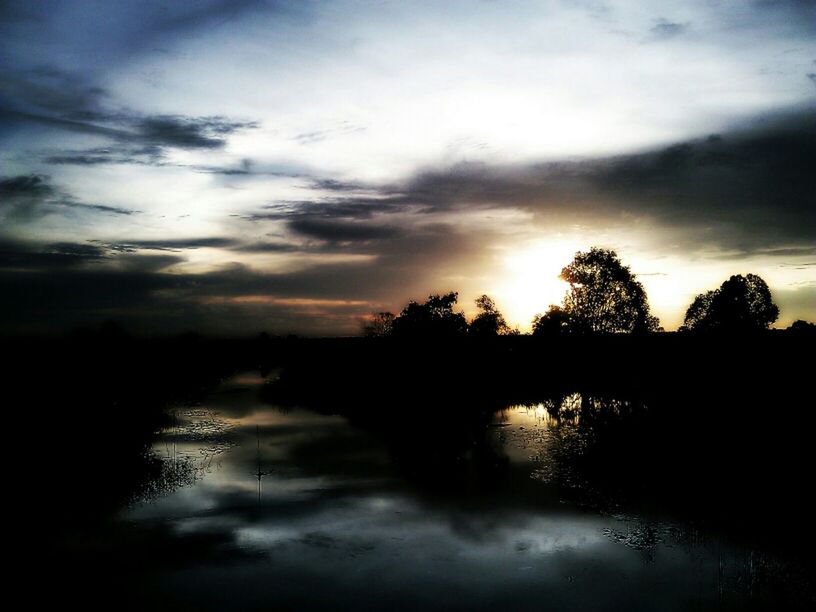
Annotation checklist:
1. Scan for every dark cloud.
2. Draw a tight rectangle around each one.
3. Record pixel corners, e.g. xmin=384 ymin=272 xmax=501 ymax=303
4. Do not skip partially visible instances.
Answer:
xmin=288 ymin=218 xmax=401 ymax=243
xmin=0 ymin=239 xmax=107 ymax=269
xmin=0 ymin=67 xmax=110 ymax=119
xmin=0 ymin=1 xmax=287 ymax=68
xmin=327 ymin=108 xmax=815 ymax=256
xmin=0 ymin=108 xmax=130 ymax=140
xmin=0 ymin=174 xmax=136 ymax=220
xmin=0 ymin=239 xmax=190 ymax=271
xmin=0 ymin=174 xmax=54 ymax=199
xmin=137 ymin=115 xmax=259 ymax=149
xmin=1 ymin=66 xmax=259 ymax=166
xmin=650 ymin=20 xmax=688 ymax=39
xmin=235 ymin=109 xmax=815 ymax=270
xmin=232 ymin=242 xmax=304 ymax=253
xmin=309 ymin=179 xmax=370 ymax=192
xmin=45 ymin=145 xmax=167 ymax=167
xmin=247 ymin=195 xmax=422 ymax=223
xmin=61 ymin=200 xmax=137 ymax=216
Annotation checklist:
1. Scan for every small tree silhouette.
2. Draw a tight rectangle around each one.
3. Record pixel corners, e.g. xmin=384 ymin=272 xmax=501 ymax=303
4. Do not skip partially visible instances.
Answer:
xmin=560 ymin=247 xmax=660 ymax=333
xmin=681 ymin=274 xmax=779 ymax=332
xmin=469 ymin=295 xmax=509 ymax=337
xmin=362 ymin=312 xmax=395 ymax=337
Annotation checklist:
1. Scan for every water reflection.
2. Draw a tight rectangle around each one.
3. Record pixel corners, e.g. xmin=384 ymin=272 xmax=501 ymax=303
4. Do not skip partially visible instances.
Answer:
xmin=114 ymin=374 xmax=812 ymax=610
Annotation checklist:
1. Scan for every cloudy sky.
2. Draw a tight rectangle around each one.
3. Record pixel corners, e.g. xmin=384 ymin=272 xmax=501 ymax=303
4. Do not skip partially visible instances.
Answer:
xmin=1 ymin=0 xmax=814 ymax=335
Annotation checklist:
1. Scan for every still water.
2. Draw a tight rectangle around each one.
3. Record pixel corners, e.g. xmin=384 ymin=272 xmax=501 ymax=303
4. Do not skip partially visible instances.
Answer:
xmin=119 ymin=372 xmax=799 ymax=611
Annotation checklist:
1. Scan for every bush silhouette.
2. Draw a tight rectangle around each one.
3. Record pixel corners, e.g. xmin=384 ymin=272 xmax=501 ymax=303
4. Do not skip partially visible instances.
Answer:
xmin=532 ymin=305 xmax=571 ymax=336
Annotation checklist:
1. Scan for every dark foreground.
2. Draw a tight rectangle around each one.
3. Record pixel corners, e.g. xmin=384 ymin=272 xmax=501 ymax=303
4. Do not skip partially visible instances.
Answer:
xmin=11 ymin=330 xmax=815 ymax=610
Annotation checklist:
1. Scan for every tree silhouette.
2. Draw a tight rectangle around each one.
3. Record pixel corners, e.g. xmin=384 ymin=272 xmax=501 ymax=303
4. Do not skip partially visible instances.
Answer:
xmin=532 ymin=305 xmax=571 ymax=336
xmin=362 ymin=312 xmax=395 ymax=337
xmin=391 ymin=292 xmax=468 ymax=338
xmin=681 ymin=274 xmax=779 ymax=332
xmin=469 ymin=295 xmax=509 ymax=337
xmin=560 ymin=248 xmax=660 ymax=333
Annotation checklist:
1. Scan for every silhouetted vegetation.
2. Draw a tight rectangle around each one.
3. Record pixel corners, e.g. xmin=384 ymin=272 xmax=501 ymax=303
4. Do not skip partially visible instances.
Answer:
xmin=681 ymin=273 xmax=779 ymax=332
xmin=362 ymin=311 xmax=395 ymax=337
xmin=531 ymin=305 xmax=571 ymax=336
xmin=367 ymin=247 xmax=669 ymax=338
xmin=468 ymin=294 xmax=511 ymax=337
xmin=789 ymin=319 xmax=816 ymax=334
xmin=559 ymin=247 xmax=661 ymax=333
xmin=361 ymin=248 xmax=808 ymax=339
xmin=390 ymin=292 xmax=468 ymax=338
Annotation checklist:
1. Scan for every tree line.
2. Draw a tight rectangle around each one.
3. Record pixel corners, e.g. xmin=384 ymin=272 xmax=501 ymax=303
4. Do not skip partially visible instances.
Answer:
xmin=363 ymin=247 xmax=814 ymax=338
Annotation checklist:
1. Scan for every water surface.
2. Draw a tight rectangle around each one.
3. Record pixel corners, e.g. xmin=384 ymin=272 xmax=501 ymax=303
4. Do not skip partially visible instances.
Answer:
xmin=113 ymin=371 xmax=804 ymax=611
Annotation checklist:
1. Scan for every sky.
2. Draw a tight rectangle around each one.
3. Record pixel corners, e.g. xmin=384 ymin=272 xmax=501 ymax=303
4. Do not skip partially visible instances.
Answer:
xmin=1 ymin=0 xmax=814 ymax=335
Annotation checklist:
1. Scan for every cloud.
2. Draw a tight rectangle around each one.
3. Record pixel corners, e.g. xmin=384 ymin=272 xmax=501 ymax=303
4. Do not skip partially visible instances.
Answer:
xmin=314 ymin=108 xmax=816 ymax=256
xmin=62 ymin=200 xmax=137 ymax=216
xmin=649 ymin=19 xmax=688 ymax=40
xmin=0 ymin=174 xmax=53 ymax=199
xmin=93 ymin=237 xmax=240 ymax=252
xmin=2 ymin=103 xmax=814 ymax=334
xmin=308 ymin=179 xmax=370 ymax=193
xmin=0 ymin=239 xmax=107 ymax=269
xmin=0 ymin=1 xmax=283 ymax=69
xmin=0 ymin=220 xmax=488 ymax=335
xmin=247 ymin=195 xmax=422 ymax=223
xmin=239 ymin=107 xmax=815 ymax=259
xmin=1 ymin=66 xmax=259 ymax=167
xmin=288 ymin=218 xmax=401 ymax=243
xmin=0 ymin=67 xmax=110 ymax=119
xmin=293 ymin=122 xmax=366 ymax=146
xmin=137 ymin=115 xmax=259 ymax=149
xmin=0 ymin=174 xmax=136 ymax=221
xmin=44 ymin=145 xmax=166 ymax=167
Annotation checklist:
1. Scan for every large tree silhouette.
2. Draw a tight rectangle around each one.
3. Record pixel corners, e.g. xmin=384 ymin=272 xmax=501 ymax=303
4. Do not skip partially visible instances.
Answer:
xmin=560 ymin=248 xmax=660 ymax=334
xmin=681 ymin=274 xmax=779 ymax=332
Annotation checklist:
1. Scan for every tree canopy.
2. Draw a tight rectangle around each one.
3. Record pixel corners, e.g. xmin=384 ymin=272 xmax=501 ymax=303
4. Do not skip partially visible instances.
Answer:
xmin=469 ymin=295 xmax=510 ymax=337
xmin=681 ymin=274 xmax=779 ymax=332
xmin=391 ymin=292 xmax=468 ymax=338
xmin=559 ymin=248 xmax=660 ymax=333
